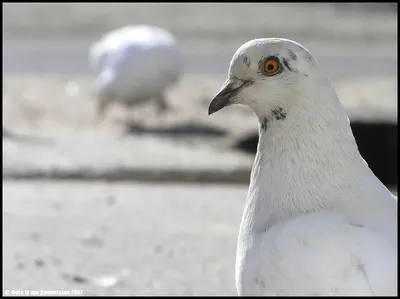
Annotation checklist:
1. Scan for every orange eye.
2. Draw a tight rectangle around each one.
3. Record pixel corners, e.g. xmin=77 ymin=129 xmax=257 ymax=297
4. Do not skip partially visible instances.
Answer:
xmin=263 ymin=57 xmax=280 ymax=75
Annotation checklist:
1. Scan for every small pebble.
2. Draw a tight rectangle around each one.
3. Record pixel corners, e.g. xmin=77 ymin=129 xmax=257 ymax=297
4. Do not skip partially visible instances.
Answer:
xmin=72 ymin=275 xmax=88 ymax=284
xmin=153 ymin=245 xmax=163 ymax=254
xmin=62 ymin=273 xmax=88 ymax=284
xmin=93 ymin=276 xmax=118 ymax=288
xmin=34 ymin=258 xmax=45 ymax=268
xmin=167 ymin=250 xmax=175 ymax=258
xmin=53 ymin=258 xmax=61 ymax=266
xmin=106 ymin=195 xmax=116 ymax=206
xmin=30 ymin=232 xmax=41 ymax=242
xmin=80 ymin=230 xmax=104 ymax=247
xmin=65 ymin=81 xmax=80 ymax=97
xmin=16 ymin=261 xmax=25 ymax=270
xmin=52 ymin=201 xmax=63 ymax=210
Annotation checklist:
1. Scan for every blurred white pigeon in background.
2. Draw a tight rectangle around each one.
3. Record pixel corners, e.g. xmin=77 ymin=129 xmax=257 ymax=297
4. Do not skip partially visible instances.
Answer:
xmin=89 ymin=25 xmax=183 ymax=118
xmin=208 ymin=38 xmax=397 ymax=296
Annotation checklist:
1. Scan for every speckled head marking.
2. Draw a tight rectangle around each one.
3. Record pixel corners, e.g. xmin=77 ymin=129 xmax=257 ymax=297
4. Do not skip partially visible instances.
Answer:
xmin=243 ymin=56 xmax=251 ymax=68
xmin=287 ymin=49 xmax=297 ymax=60
xmin=261 ymin=117 xmax=269 ymax=131
xmin=208 ymin=38 xmax=325 ymax=122
xmin=259 ymin=107 xmax=287 ymax=132
xmin=271 ymin=107 xmax=287 ymax=121
xmin=257 ymin=56 xmax=266 ymax=74
xmin=282 ymin=58 xmax=297 ymax=73
xmin=305 ymin=52 xmax=315 ymax=64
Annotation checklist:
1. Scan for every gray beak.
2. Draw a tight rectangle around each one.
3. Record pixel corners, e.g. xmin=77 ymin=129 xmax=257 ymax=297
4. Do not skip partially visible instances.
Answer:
xmin=208 ymin=79 xmax=252 ymax=115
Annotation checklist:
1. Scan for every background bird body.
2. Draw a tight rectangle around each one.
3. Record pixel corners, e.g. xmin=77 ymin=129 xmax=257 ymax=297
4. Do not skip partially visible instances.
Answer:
xmin=89 ymin=25 xmax=183 ymax=117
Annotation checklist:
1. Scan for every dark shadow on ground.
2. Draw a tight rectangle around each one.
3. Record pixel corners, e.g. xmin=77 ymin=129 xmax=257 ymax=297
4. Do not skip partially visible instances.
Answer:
xmin=124 ymin=122 xmax=227 ymax=137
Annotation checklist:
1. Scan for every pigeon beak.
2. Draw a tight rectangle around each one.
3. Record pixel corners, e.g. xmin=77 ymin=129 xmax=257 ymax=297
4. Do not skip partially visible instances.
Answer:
xmin=208 ymin=79 xmax=252 ymax=115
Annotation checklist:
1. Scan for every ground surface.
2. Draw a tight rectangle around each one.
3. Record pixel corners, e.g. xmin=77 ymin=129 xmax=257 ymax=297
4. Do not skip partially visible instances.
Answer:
xmin=3 ymin=181 xmax=246 ymax=296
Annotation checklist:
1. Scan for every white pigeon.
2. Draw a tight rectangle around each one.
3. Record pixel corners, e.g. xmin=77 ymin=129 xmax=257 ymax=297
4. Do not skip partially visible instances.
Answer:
xmin=208 ymin=38 xmax=397 ymax=296
xmin=89 ymin=25 xmax=183 ymax=117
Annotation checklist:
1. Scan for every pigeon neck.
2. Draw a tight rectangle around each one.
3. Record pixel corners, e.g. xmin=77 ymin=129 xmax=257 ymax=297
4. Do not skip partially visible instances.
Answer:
xmin=242 ymin=90 xmax=368 ymax=235
xmin=255 ymin=87 xmax=361 ymax=165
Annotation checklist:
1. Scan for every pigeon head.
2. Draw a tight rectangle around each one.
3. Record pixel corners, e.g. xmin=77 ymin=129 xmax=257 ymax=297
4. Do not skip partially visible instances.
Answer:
xmin=208 ymin=38 xmax=326 ymax=119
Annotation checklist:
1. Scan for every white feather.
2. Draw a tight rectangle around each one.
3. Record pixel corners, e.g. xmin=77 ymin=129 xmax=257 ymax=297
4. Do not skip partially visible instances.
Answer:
xmin=211 ymin=38 xmax=397 ymax=296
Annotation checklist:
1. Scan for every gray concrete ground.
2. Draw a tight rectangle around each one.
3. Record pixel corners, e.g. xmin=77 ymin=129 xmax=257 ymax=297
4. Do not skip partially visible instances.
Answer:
xmin=3 ymin=181 xmax=246 ymax=295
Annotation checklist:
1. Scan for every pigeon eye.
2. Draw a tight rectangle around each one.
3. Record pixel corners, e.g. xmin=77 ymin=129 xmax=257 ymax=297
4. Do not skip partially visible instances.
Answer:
xmin=263 ymin=57 xmax=281 ymax=76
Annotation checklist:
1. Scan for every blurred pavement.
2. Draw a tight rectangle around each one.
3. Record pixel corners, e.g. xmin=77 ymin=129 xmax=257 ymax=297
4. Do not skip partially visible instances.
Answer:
xmin=3 ymin=181 xmax=246 ymax=295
